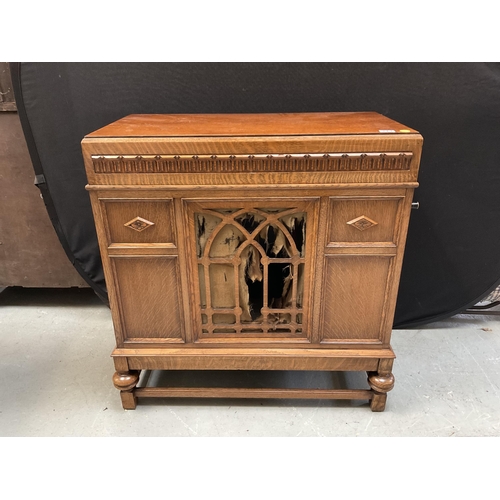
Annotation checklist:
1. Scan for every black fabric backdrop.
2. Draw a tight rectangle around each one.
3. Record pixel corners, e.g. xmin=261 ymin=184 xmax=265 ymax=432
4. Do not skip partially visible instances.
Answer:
xmin=11 ymin=62 xmax=500 ymax=327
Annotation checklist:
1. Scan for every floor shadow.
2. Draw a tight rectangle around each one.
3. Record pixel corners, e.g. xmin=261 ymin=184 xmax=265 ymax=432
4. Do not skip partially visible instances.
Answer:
xmin=413 ymin=313 xmax=500 ymax=330
xmin=0 ymin=286 xmax=105 ymax=308
xmin=135 ymin=369 xmax=371 ymax=408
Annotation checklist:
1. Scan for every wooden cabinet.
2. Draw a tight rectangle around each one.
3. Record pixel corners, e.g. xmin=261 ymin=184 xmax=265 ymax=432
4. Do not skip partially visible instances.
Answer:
xmin=82 ymin=112 xmax=422 ymax=411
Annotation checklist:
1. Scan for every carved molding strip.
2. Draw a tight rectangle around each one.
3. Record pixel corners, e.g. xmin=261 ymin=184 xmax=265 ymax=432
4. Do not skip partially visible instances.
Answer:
xmin=92 ymin=152 xmax=413 ymax=174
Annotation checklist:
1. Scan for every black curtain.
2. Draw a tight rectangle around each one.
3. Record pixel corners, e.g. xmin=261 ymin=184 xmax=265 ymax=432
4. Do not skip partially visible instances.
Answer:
xmin=11 ymin=62 xmax=500 ymax=327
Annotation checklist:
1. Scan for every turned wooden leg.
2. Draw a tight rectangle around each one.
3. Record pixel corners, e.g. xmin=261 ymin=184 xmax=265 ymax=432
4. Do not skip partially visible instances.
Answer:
xmin=113 ymin=370 xmax=140 ymax=410
xmin=368 ymin=359 xmax=395 ymax=412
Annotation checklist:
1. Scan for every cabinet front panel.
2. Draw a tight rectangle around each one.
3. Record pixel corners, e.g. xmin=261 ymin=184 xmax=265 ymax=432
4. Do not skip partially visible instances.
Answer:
xmin=112 ymin=256 xmax=184 ymax=340
xmin=102 ymin=200 xmax=176 ymax=245
xmin=320 ymin=255 xmax=392 ymax=342
xmin=185 ymin=199 xmax=318 ymax=341
xmin=328 ymin=198 xmax=401 ymax=244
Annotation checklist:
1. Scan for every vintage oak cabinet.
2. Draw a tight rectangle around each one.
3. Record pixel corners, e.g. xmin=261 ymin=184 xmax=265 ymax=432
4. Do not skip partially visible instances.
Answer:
xmin=82 ymin=112 xmax=422 ymax=411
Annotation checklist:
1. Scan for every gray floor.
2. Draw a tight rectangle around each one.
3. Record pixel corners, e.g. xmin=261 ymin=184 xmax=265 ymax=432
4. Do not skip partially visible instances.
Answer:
xmin=1 ymin=287 xmax=499 ymax=437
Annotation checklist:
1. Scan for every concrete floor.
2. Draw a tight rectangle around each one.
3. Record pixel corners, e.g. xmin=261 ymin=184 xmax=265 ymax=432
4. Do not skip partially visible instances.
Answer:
xmin=0 ymin=287 xmax=499 ymax=437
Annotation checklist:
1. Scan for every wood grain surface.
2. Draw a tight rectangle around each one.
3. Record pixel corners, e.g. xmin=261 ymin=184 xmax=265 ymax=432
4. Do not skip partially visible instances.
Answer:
xmin=320 ymin=256 xmax=392 ymax=341
xmin=327 ymin=198 xmax=402 ymax=244
xmin=86 ymin=112 xmax=419 ymax=138
xmin=112 ymin=256 xmax=184 ymax=340
xmin=101 ymin=199 xmax=176 ymax=245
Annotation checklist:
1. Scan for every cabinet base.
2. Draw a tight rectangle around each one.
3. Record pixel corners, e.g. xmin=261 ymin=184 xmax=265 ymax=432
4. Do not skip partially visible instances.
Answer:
xmin=112 ymin=347 xmax=395 ymax=412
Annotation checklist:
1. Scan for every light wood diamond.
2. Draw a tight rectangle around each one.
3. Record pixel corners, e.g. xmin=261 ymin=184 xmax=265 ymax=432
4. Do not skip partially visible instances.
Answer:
xmin=124 ymin=216 xmax=155 ymax=232
xmin=347 ymin=215 xmax=378 ymax=231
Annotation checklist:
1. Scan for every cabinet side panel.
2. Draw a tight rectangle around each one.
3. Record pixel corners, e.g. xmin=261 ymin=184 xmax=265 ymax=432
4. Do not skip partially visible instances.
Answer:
xmin=320 ymin=256 xmax=392 ymax=341
xmin=112 ymin=257 xmax=184 ymax=340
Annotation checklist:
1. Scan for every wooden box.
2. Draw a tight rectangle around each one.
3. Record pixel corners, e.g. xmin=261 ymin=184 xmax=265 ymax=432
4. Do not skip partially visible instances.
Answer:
xmin=82 ymin=112 xmax=422 ymax=411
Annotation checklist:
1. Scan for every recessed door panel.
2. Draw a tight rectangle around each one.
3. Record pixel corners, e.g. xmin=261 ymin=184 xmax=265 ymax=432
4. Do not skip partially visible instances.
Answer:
xmin=113 ymin=256 xmax=184 ymax=340
xmin=320 ymin=255 xmax=392 ymax=342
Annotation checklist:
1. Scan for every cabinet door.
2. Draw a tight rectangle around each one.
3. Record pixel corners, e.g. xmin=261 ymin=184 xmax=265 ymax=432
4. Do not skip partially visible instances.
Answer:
xmin=316 ymin=193 xmax=410 ymax=344
xmin=184 ymin=198 xmax=319 ymax=342
xmin=319 ymin=255 xmax=394 ymax=342
xmin=93 ymin=195 xmax=187 ymax=344
xmin=111 ymin=256 xmax=184 ymax=341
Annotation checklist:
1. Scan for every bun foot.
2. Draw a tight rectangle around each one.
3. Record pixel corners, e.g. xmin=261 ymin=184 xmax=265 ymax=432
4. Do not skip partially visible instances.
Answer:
xmin=368 ymin=372 xmax=395 ymax=412
xmin=113 ymin=370 xmax=140 ymax=409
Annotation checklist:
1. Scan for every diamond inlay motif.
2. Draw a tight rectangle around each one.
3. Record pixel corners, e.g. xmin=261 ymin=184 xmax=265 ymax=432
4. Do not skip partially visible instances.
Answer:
xmin=347 ymin=215 xmax=378 ymax=231
xmin=124 ymin=216 xmax=155 ymax=232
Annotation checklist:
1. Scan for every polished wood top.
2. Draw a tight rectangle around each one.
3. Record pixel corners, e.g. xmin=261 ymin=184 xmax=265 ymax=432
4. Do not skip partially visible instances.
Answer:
xmin=86 ymin=112 xmax=419 ymax=138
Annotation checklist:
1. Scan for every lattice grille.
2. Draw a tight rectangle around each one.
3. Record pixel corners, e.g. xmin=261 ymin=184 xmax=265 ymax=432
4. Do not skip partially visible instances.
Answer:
xmin=195 ymin=207 xmax=307 ymax=335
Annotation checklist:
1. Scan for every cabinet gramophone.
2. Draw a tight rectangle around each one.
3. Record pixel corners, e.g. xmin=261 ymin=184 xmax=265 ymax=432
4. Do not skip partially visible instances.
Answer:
xmin=82 ymin=112 xmax=422 ymax=411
